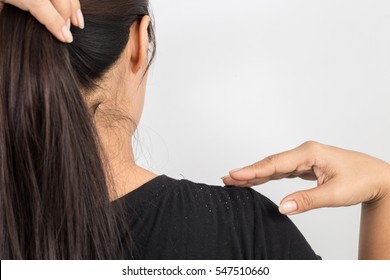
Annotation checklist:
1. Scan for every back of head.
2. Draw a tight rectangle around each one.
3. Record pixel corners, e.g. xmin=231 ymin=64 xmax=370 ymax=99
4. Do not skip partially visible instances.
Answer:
xmin=0 ymin=0 xmax=155 ymax=259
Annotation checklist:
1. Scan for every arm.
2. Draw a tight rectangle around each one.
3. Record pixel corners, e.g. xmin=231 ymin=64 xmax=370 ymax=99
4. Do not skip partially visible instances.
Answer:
xmin=222 ymin=141 xmax=390 ymax=259
xmin=360 ymin=177 xmax=390 ymax=259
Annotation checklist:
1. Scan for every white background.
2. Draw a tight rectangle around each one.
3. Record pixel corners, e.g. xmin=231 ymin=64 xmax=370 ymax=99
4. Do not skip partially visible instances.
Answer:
xmin=137 ymin=0 xmax=390 ymax=259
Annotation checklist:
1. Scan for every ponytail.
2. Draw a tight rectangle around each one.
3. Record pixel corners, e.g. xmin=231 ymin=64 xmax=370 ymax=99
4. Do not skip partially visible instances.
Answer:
xmin=0 ymin=5 xmax=122 ymax=259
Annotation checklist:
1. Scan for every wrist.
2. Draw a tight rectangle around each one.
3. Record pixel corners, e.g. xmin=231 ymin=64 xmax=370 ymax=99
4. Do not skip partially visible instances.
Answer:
xmin=361 ymin=160 xmax=390 ymax=207
xmin=372 ymin=161 xmax=390 ymax=205
xmin=383 ymin=162 xmax=390 ymax=196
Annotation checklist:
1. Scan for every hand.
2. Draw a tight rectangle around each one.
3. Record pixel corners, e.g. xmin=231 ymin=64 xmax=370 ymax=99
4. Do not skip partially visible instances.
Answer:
xmin=222 ymin=141 xmax=390 ymax=215
xmin=1 ymin=0 xmax=84 ymax=43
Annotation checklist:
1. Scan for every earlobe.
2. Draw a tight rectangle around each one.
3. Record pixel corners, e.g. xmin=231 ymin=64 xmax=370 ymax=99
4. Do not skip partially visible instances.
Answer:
xmin=129 ymin=15 xmax=150 ymax=75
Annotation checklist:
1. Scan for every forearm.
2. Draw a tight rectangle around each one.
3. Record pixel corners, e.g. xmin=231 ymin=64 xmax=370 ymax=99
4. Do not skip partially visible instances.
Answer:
xmin=359 ymin=164 xmax=390 ymax=259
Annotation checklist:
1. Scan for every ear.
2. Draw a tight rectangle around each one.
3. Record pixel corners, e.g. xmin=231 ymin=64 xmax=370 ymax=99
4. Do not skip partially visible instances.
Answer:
xmin=128 ymin=15 xmax=150 ymax=75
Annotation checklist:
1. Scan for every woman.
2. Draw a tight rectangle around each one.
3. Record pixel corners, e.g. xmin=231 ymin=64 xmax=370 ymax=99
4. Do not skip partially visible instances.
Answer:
xmin=0 ymin=0 xmax=388 ymax=260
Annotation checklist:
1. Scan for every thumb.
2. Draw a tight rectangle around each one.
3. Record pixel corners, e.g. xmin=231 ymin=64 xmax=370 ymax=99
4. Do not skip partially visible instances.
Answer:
xmin=279 ymin=181 xmax=339 ymax=215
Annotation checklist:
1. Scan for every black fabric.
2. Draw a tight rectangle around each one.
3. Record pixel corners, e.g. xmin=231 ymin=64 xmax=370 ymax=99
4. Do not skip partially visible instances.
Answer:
xmin=114 ymin=175 xmax=320 ymax=260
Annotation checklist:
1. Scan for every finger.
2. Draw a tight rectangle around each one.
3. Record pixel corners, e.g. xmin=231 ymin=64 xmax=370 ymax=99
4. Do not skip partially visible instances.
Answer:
xmin=27 ymin=0 xmax=73 ymax=43
xmin=229 ymin=151 xmax=310 ymax=182
xmin=222 ymin=176 xmax=249 ymax=186
xmin=279 ymin=180 xmax=341 ymax=215
xmin=69 ymin=0 xmax=84 ymax=28
xmin=51 ymin=0 xmax=72 ymax=21
xmin=243 ymin=179 xmax=271 ymax=187
xmin=228 ymin=153 xmax=301 ymax=181
xmin=228 ymin=141 xmax=322 ymax=182
xmin=223 ymin=168 xmax=318 ymax=187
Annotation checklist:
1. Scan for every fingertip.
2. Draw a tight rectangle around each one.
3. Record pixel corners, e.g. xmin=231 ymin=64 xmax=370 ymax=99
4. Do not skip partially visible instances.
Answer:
xmin=71 ymin=13 xmax=78 ymax=28
xmin=61 ymin=25 xmax=73 ymax=43
xmin=221 ymin=175 xmax=246 ymax=186
xmin=229 ymin=168 xmax=243 ymax=174
xmin=76 ymin=9 xmax=85 ymax=29
xmin=221 ymin=176 xmax=229 ymax=187
xmin=229 ymin=167 xmax=245 ymax=178
xmin=221 ymin=175 xmax=229 ymax=181
xmin=229 ymin=167 xmax=254 ymax=181
xmin=279 ymin=200 xmax=298 ymax=215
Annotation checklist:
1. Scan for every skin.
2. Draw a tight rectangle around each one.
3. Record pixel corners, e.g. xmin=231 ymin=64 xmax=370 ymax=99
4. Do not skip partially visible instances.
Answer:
xmin=222 ymin=141 xmax=390 ymax=259
xmin=0 ymin=0 xmax=83 ymax=43
xmin=88 ymin=15 xmax=157 ymax=200
xmin=4 ymin=1 xmax=389 ymax=259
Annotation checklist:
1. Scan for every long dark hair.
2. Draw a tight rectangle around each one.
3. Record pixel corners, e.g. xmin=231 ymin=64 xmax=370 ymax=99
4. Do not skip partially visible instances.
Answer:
xmin=0 ymin=0 xmax=155 ymax=259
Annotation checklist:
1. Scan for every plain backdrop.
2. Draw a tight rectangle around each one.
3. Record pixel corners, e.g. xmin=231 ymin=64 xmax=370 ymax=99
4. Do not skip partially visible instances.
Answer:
xmin=136 ymin=0 xmax=390 ymax=259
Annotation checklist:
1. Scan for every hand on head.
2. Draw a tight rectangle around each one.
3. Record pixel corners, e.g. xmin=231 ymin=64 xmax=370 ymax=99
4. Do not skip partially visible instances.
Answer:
xmin=1 ymin=0 xmax=84 ymax=43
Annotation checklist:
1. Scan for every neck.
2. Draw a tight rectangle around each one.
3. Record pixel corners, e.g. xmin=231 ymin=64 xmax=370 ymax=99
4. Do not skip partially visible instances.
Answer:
xmin=96 ymin=123 xmax=157 ymax=201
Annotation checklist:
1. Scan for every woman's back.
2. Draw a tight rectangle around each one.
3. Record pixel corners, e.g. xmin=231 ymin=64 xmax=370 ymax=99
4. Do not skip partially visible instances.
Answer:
xmin=115 ymin=175 xmax=320 ymax=259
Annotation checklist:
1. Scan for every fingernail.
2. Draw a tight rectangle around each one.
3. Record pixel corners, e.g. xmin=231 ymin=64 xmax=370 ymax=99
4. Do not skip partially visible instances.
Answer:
xmin=229 ymin=168 xmax=243 ymax=174
xmin=279 ymin=200 xmax=298 ymax=214
xmin=61 ymin=25 xmax=73 ymax=43
xmin=76 ymin=9 xmax=85 ymax=29
xmin=221 ymin=175 xmax=229 ymax=180
xmin=66 ymin=18 xmax=71 ymax=29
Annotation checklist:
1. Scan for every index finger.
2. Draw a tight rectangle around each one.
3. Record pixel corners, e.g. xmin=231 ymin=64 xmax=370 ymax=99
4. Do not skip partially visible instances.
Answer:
xmin=27 ymin=0 xmax=73 ymax=43
xmin=228 ymin=141 xmax=320 ymax=182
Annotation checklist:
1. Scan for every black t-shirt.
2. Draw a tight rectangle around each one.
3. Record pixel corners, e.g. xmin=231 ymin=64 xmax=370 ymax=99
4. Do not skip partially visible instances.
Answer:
xmin=114 ymin=175 xmax=320 ymax=260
